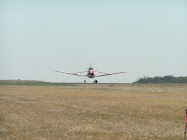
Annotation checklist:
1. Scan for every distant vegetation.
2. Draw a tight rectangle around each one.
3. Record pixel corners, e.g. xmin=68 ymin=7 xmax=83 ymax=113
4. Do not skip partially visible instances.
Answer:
xmin=134 ymin=75 xmax=187 ymax=83
xmin=0 ymin=80 xmax=76 ymax=86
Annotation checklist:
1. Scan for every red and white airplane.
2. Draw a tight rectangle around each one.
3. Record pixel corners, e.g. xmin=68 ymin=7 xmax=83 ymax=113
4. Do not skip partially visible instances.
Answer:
xmin=56 ymin=64 xmax=126 ymax=83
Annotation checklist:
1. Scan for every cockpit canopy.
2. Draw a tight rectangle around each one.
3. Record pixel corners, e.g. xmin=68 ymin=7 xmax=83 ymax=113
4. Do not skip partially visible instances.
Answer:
xmin=88 ymin=67 xmax=93 ymax=70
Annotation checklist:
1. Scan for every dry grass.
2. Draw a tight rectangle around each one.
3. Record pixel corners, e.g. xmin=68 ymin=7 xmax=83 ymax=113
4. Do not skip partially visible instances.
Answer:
xmin=0 ymin=84 xmax=187 ymax=140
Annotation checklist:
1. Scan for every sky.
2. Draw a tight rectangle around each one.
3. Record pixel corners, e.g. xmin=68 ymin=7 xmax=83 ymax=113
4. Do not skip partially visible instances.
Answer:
xmin=0 ymin=0 xmax=187 ymax=83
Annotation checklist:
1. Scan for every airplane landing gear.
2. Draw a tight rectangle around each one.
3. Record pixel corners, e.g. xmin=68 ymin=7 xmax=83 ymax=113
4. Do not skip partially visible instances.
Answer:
xmin=84 ymin=79 xmax=98 ymax=83
xmin=93 ymin=80 xmax=98 ymax=83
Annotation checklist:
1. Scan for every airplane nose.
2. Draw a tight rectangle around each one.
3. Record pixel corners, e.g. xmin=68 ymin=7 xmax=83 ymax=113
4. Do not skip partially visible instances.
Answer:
xmin=90 ymin=70 xmax=94 ymax=73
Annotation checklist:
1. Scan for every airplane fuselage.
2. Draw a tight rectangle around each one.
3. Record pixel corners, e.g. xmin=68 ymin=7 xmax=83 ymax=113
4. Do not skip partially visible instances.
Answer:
xmin=87 ymin=67 xmax=94 ymax=78
xmin=87 ymin=71 xmax=94 ymax=78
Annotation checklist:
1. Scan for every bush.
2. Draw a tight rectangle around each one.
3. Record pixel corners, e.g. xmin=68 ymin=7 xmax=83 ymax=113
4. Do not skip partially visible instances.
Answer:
xmin=134 ymin=75 xmax=187 ymax=83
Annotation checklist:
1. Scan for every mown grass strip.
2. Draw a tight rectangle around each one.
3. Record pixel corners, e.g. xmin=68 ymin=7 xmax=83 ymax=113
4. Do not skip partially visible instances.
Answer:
xmin=0 ymin=82 xmax=76 ymax=86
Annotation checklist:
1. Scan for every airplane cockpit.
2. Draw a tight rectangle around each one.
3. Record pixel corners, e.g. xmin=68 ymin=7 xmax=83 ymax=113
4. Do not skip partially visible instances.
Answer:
xmin=88 ymin=67 xmax=93 ymax=71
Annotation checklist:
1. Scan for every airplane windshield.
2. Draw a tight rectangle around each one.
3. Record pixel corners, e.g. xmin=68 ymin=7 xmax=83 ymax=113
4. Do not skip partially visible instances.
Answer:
xmin=88 ymin=67 xmax=93 ymax=70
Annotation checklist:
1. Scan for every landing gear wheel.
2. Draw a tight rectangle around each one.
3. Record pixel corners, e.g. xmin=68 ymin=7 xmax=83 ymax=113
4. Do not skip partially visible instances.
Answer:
xmin=84 ymin=80 xmax=86 ymax=83
xmin=93 ymin=80 xmax=98 ymax=83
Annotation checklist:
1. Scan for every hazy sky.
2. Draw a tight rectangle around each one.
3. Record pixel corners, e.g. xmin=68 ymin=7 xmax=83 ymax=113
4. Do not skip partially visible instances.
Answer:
xmin=0 ymin=0 xmax=187 ymax=83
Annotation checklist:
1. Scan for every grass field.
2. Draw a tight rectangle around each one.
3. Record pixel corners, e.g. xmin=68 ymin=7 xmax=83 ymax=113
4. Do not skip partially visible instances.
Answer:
xmin=0 ymin=82 xmax=187 ymax=139
xmin=0 ymin=80 xmax=75 ymax=86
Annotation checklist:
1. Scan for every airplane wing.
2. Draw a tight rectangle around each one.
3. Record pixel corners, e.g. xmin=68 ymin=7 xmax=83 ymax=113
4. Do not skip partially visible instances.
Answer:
xmin=95 ymin=72 xmax=126 ymax=77
xmin=94 ymin=71 xmax=108 ymax=74
xmin=74 ymin=71 xmax=87 ymax=73
xmin=56 ymin=70 xmax=87 ymax=77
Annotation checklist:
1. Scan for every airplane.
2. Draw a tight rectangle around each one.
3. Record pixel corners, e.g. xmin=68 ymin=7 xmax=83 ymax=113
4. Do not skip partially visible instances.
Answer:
xmin=56 ymin=64 xmax=126 ymax=83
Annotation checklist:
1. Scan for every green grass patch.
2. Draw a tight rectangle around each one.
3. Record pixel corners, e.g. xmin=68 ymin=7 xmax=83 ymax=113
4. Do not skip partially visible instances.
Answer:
xmin=0 ymin=80 xmax=76 ymax=86
xmin=0 ymin=113 xmax=4 ymax=122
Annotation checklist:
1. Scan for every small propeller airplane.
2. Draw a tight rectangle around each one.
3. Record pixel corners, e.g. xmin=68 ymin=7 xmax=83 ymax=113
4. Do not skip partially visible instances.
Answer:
xmin=56 ymin=64 xmax=126 ymax=83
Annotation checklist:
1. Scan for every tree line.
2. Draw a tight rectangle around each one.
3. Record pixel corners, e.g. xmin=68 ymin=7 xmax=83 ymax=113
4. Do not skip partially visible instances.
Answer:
xmin=134 ymin=75 xmax=187 ymax=83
